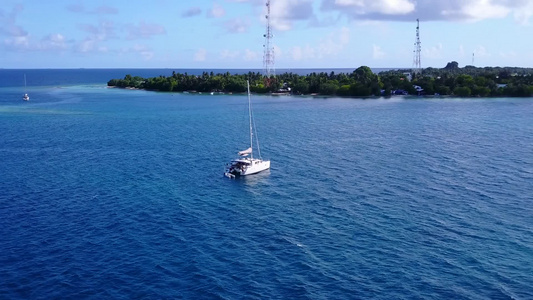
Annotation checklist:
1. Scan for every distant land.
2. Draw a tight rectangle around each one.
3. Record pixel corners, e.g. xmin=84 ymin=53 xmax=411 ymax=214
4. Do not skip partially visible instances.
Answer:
xmin=107 ymin=62 xmax=533 ymax=98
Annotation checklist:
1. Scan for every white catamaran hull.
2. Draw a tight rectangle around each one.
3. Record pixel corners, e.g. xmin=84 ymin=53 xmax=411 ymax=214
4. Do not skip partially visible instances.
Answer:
xmin=241 ymin=160 xmax=270 ymax=175
xmin=226 ymin=158 xmax=270 ymax=177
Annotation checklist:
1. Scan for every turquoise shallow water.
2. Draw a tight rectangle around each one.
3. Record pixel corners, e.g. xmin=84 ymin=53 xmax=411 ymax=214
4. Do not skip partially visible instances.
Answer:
xmin=0 ymin=70 xmax=532 ymax=299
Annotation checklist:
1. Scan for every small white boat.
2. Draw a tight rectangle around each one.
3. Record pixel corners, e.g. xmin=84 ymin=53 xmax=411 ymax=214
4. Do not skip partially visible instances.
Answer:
xmin=23 ymin=74 xmax=29 ymax=101
xmin=225 ymin=81 xmax=270 ymax=177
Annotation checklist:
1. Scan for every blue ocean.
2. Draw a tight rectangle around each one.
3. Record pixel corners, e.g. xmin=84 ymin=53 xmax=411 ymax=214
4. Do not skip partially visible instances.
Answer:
xmin=1 ymin=69 xmax=532 ymax=299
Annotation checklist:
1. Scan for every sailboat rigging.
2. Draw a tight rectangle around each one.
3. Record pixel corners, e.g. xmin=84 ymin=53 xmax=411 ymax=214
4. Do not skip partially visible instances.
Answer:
xmin=23 ymin=74 xmax=29 ymax=101
xmin=225 ymin=81 xmax=270 ymax=178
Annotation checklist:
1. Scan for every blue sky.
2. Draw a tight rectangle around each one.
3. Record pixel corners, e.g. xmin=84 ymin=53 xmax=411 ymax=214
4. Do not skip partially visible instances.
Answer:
xmin=2 ymin=0 xmax=533 ymax=69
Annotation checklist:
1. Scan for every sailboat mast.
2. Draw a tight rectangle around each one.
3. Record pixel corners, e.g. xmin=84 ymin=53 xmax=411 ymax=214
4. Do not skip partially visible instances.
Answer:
xmin=24 ymin=74 xmax=27 ymax=93
xmin=247 ymin=81 xmax=253 ymax=159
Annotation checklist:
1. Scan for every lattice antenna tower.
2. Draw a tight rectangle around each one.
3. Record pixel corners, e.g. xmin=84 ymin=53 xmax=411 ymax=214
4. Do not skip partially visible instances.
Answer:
xmin=263 ymin=0 xmax=275 ymax=83
xmin=413 ymin=18 xmax=422 ymax=74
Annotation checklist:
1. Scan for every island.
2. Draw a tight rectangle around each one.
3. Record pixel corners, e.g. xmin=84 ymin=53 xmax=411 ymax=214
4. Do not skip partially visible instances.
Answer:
xmin=107 ymin=62 xmax=533 ymax=98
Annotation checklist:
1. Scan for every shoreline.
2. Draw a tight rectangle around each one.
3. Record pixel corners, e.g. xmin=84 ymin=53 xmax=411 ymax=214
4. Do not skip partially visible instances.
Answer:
xmin=109 ymin=85 xmax=521 ymax=100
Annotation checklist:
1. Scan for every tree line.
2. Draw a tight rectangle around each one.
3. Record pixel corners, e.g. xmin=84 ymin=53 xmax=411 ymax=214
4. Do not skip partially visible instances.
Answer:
xmin=107 ymin=63 xmax=533 ymax=97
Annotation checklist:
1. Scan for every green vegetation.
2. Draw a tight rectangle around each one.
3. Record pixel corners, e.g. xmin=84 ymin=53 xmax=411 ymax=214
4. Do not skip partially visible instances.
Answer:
xmin=108 ymin=63 xmax=533 ymax=97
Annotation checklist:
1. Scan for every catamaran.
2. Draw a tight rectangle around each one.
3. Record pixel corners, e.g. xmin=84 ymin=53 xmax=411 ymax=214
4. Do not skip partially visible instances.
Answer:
xmin=23 ymin=74 xmax=29 ymax=101
xmin=225 ymin=81 xmax=270 ymax=178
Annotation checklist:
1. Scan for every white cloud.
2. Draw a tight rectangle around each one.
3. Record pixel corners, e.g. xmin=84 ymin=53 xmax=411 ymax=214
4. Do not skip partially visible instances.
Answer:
xmin=75 ymin=21 xmax=117 ymax=53
xmin=75 ymin=36 xmax=109 ymax=54
xmin=423 ymin=43 xmax=443 ymax=59
xmin=339 ymin=26 xmax=350 ymax=44
xmin=244 ymin=49 xmax=259 ymax=61
xmin=194 ymin=48 xmax=207 ymax=61
xmin=78 ymin=21 xmax=116 ymax=41
xmin=474 ymin=45 xmax=490 ymax=57
xmin=269 ymin=0 xmax=314 ymax=31
xmin=4 ymin=33 xmax=72 ymax=52
xmin=321 ymin=0 xmax=533 ymax=24
xmin=317 ymin=27 xmax=350 ymax=58
xmin=38 ymin=33 xmax=67 ymax=50
xmin=220 ymin=49 xmax=240 ymax=59
xmin=286 ymin=27 xmax=350 ymax=63
xmin=333 ymin=0 xmax=415 ymax=15
xmin=208 ymin=3 xmax=226 ymax=18
xmin=126 ymin=21 xmax=166 ymax=40
xmin=290 ymin=45 xmax=316 ymax=61
xmin=442 ymin=0 xmax=509 ymax=22
xmin=1 ymin=5 xmax=71 ymax=53
xmin=372 ymin=44 xmax=385 ymax=59
xmin=223 ymin=18 xmax=250 ymax=33
xmin=291 ymin=46 xmax=304 ymax=61
xmin=76 ymin=39 xmax=97 ymax=53
xmin=499 ymin=51 xmax=517 ymax=59
xmin=4 ymin=35 xmax=29 ymax=50
xmin=513 ymin=1 xmax=533 ymax=25
xmin=133 ymin=44 xmax=153 ymax=60
xmin=117 ymin=44 xmax=153 ymax=60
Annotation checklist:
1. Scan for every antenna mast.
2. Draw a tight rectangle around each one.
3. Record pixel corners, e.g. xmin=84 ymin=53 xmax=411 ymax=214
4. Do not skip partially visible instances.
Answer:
xmin=472 ymin=53 xmax=475 ymax=66
xmin=413 ymin=18 xmax=421 ymax=74
xmin=263 ymin=0 xmax=275 ymax=86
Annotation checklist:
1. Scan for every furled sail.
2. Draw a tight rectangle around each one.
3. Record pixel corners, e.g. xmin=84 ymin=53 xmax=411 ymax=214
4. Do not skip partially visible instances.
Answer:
xmin=238 ymin=147 xmax=252 ymax=156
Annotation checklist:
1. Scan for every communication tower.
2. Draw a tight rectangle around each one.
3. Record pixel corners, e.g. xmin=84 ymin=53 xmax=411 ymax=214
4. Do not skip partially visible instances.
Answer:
xmin=413 ymin=19 xmax=421 ymax=74
xmin=472 ymin=53 xmax=475 ymax=66
xmin=263 ymin=0 xmax=275 ymax=86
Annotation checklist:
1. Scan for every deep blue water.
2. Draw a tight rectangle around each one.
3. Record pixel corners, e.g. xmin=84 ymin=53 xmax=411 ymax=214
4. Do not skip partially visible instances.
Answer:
xmin=1 ymin=70 xmax=532 ymax=299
